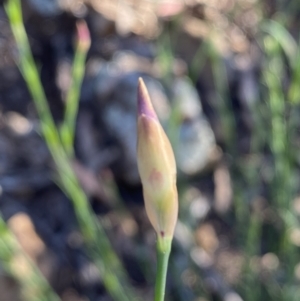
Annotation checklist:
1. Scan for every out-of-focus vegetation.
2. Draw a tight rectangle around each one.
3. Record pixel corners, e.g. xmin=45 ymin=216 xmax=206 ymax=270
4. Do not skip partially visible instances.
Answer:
xmin=1 ymin=0 xmax=300 ymax=301
xmin=4 ymin=1 xmax=138 ymax=301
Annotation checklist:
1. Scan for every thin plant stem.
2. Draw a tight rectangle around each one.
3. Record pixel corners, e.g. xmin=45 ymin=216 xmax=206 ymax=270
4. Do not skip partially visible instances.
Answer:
xmin=154 ymin=236 xmax=172 ymax=301
xmin=0 ymin=216 xmax=61 ymax=301
xmin=262 ymin=35 xmax=297 ymax=288
xmin=5 ymin=1 xmax=138 ymax=300
xmin=5 ymin=0 xmax=62 ymax=160
xmin=61 ymin=31 xmax=88 ymax=156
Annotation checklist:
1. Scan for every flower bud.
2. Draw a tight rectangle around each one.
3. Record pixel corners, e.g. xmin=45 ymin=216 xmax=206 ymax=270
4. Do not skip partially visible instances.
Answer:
xmin=76 ymin=20 xmax=91 ymax=52
xmin=137 ymin=78 xmax=178 ymax=239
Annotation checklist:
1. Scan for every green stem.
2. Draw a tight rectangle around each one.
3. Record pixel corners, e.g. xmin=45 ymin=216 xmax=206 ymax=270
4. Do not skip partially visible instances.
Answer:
xmin=61 ymin=46 xmax=87 ymax=156
xmin=5 ymin=1 xmax=139 ymax=301
xmin=154 ymin=236 xmax=172 ymax=301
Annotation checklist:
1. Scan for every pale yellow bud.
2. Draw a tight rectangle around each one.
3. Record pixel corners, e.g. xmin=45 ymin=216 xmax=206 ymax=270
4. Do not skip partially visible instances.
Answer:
xmin=137 ymin=78 xmax=178 ymax=239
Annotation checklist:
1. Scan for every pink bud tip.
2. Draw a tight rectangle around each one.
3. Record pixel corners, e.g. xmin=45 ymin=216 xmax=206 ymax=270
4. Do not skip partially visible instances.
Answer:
xmin=76 ymin=20 xmax=91 ymax=51
xmin=137 ymin=78 xmax=158 ymax=120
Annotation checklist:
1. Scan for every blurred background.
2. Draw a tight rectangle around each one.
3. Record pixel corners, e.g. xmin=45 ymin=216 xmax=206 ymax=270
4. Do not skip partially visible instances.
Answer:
xmin=1 ymin=0 xmax=300 ymax=300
